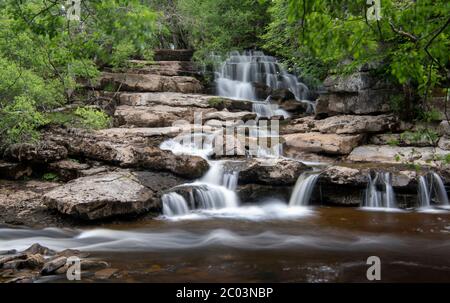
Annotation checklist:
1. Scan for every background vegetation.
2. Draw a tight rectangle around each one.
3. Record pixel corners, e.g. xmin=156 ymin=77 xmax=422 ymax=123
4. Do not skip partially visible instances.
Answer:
xmin=0 ymin=0 xmax=449 ymax=148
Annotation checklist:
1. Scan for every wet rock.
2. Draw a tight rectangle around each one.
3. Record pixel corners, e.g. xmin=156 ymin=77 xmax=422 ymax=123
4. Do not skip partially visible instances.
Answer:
xmin=0 ymin=254 xmax=27 ymax=267
xmin=348 ymin=145 xmax=449 ymax=166
xmin=270 ymin=89 xmax=309 ymax=113
xmin=43 ymin=172 xmax=157 ymax=220
xmin=3 ymin=141 xmax=68 ymax=163
xmin=94 ymin=268 xmax=119 ymax=280
xmin=23 ymin=243 xmax=55 ymax=256
xmin=41 ymin=256 xmax=67 ymax=275
xmin=22 ymin=254 xmax=45 ymax=269
xmin=0 ymin=161 xmax=32 ymax=180
xmin=205 ymin=111 xmax=257 ymax=122
xmin=56 ymin=249 xmax=89 ymax=258
xmin=81 ymin=260 xmax=109 ymax=270
xmin=320 ymin=166 xmax=367 ymax=186
xmin=283 ymin=132 xmax=364 ymax=155
xmin=237 ymin=159 xmax=311 ymax=185
xmin=96 ymin=127 xmax=183 ymax=139
xmin=97 ymin=72 xmax=203 ymax=94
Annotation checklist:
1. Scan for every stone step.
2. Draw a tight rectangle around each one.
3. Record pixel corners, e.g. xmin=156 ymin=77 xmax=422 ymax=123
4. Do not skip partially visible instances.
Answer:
xmin=116 ymin=92 xmax=254 ymax=112
xmin=94 ymin=72 xmax=203 ymax=94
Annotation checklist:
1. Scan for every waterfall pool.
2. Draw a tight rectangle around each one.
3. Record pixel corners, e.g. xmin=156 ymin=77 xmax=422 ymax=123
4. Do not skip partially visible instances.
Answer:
xmin=1 ymin=207 xmax=450 ymax=283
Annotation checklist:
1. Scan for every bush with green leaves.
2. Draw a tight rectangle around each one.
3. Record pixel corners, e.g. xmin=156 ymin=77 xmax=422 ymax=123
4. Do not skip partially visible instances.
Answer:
xmin=74 ymin=107 xmax=111 ymax=130
xmin=263 ymin=0 xmax=450 ymax=117
xmin=0 ymin=0 xmax=160 ymax=147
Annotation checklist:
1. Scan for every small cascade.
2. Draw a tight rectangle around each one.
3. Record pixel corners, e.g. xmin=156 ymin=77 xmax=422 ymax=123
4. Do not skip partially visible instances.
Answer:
xmin=215 ymin=51 xmax=309 ymax=102
xmin=252 ymin=97 xmax=291 ymax=119
xmin=289 ymin=172 xmax=320 ymax=206
xmin=162 ymin=162 xmax=240 ymax=217
xmin=417 ymin=173 xmax=449 ymax=208
xmin=162 ymin=193 xmax=190 ymax=216
xmin=160 ymin=132 xmax=216 ymax=159
xmin=363 ymin=172 xmax=397 ymax=209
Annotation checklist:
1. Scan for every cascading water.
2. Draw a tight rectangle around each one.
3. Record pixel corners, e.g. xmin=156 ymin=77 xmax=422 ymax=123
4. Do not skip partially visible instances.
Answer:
xmin=162 ymin=193 xmax=190 ymax=216
xmin=417 ymin=173 xmax=449 ymax=208
xmin=215 ymin=51 xmax=314 ymax=116
xmin=363 ymin=172 xmax=397 ymax=209
xmin=289 ymin=172 xmax=321 ymax=206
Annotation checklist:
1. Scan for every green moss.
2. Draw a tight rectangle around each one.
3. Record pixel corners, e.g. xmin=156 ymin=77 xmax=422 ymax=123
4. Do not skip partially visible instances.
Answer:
xmin=42 ymin=172 xmax=59 ymax=182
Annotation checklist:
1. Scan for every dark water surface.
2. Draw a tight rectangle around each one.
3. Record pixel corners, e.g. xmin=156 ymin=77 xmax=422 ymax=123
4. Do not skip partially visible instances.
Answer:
xmin=1 ymin=206 xmax=450 ymax=282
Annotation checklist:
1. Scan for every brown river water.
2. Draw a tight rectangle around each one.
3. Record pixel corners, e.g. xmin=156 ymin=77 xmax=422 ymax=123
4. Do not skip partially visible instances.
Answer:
xmin=2 ymin=205 xmax=450 ymax=283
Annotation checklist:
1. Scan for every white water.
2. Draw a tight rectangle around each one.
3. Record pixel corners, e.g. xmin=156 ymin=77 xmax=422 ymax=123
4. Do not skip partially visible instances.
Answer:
xmin=417 ymin=173 xmax=449 ymax=208
xmin=363 ymin=172 xmax=397 ymax=209
xmin=215 ymin=51 xmax=309 ymax=101
xmin=289 ymin=172 xmax=321 ymax=206
xmin=215 ymin=51 xmax=314 ymax=116
xmin=162 ymin=193 xmax=189 ymax=216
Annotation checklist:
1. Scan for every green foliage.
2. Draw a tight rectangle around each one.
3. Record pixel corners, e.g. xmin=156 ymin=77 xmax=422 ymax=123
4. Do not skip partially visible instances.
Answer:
xmin=400 ymin=129 xmax=439 ymax=146
xmin=74 ymin=107 xmax=111 ymax=130
xmin=42 ymin=172 xmax=59 ymax=182
xmin=277 ymin=0 xmax=450 ymax=98
xmin=0 ymin=0 xmax=159 ymax=147
xmin=177 ymin=0 xmax=271 ymax=62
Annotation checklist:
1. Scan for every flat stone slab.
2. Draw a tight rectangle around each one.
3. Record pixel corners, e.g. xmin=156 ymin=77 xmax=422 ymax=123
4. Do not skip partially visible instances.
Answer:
xmin=43 ymin=172 xmax=156 ymax=220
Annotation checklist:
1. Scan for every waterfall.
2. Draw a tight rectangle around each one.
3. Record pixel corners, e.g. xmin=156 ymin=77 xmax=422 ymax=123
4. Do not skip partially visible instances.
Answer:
xmin=162 ymin=192 xmax=190 ymax=216
xmin=252 ymin=97 xmax=291 ymax=119
xmin=363 ymin=172 xmax=397 ymax=209
xmin=215 ymin=51 xmax=309 ymax=101
xmin=162 ymin=162 xmax=240 ymax=217
xmin=417 ymin=173 xmax=449 ymax=208
xmin=289 ymin=172 xmax=320 ymax=206
xmin=214 ymin=51 xmax=313 ymax=116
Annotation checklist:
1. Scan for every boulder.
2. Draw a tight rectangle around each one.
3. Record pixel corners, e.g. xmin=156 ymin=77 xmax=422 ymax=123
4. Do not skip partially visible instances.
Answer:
xmin=315 ymin=91 xmax=394 ymax=117
xmin=23 ymin=243 xmax=55 ymax=256
xmin=236 ymin=159 xmax=311 ymax=185
xmin=97 ymin=72 xmax=203 ymax=94
xmin=4 ymin=141 xmax=68 ymax=163
xmin=348 ymin=145 xmax=449 ymax=166
xmin=320 ymin=166 xmax=367 ymax=186
xmin=314 ymin=114 xmax=398 ymax=134
xmin=43 ymin=172 xmax=157 ymax=220
xmin=0 ymin=161 xmax=32 ymax=180
xmin=283 ymin=115 xmax=398 ymax=135
xmin=283 ymin=132 xmax=364 ymax=155
xmin=47 ymin=129 xmax=209 ymax=179
xmin=270 ymin=88 xmax=309 ymax=113
xmin=41 ymin=256 xmax=67 ymax=275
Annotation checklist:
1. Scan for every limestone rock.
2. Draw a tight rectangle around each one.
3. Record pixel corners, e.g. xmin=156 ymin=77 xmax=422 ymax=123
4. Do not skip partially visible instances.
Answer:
xmin=205 ymin=111 xmax=257 ymax=122
xmin=43 ymin=172 xmax=156 ymax=220
xmin=97 ymin=72 xmax=203 ymax=94
xmin=283 ymin=132 xmax=364 ymax=155
xmin=0 ymin=161 xmax=32 ymax=180
xmin=4 ymin=141 xmax=68 ymax=163
xmin=237 ymin=159 xmax=311 ymax=185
